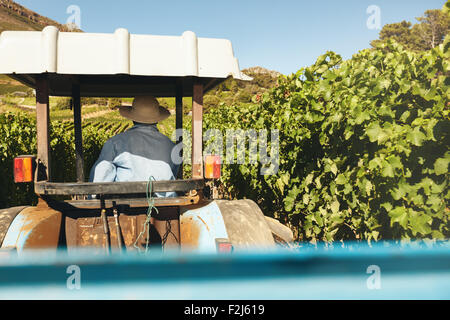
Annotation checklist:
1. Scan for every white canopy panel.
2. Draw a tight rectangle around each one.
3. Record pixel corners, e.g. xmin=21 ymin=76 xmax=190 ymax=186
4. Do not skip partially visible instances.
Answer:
xmin=0 ymin=26 xmax=251 ymax=81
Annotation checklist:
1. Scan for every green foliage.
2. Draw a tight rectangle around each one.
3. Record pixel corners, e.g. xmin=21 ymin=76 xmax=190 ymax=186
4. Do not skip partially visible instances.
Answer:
xmin=371 ymin=21 xmax=418 ymax=50
xmin=0 ymin=112 xmax=37 ymax=208
xmin=0 ymin=114 xmax=132 ymax=208
xmin=81 ymin=97 xmax=108 ymax=106
xmin=371 ymin=8 xmax=450 ymax=52
xmin=414 ymin=9 xmax=450 ymax=49
xmin=205 ymin=38 xmax=449 ymax=243
xmin=203 ymin=95 xmax=221 ymax=110
xmin=445 ymin=0 xmax=450 ymax=15
xmin=0 ymin=75 xmax=33 ymax=96
xmin=53 ymin=97 xmax=72 ymax=111
xmin=107 ymin=98 xmax=122 ymax=110
xmin=206 ymin=67 xmax=279 ymax=107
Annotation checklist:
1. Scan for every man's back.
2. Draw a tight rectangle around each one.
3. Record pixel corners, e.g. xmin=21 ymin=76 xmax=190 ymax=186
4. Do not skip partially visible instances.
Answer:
xmin=89 ymin=123 xmax=179 ymax=195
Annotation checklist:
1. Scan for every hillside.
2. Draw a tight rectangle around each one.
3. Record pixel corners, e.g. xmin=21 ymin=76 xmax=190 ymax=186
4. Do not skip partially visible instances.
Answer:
xmin=0 ymin=0 xmax=77 ymax=33
xmin=203 ymin=66 xmax=281 ymax=109
xmin=0 ymin=0 xmax=82 ymax=95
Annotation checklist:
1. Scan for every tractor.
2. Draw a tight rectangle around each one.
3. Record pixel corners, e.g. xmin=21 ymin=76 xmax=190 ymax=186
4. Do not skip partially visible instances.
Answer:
xmin=0 ymin=26 xmax=293 ymax=254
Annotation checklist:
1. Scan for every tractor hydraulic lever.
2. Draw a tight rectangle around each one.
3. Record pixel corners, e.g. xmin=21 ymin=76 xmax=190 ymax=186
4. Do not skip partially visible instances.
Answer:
xmin=100 ymin=198 xmax=111 ymax=254
xmin=112 ymin=202 xmax=125 ymax=252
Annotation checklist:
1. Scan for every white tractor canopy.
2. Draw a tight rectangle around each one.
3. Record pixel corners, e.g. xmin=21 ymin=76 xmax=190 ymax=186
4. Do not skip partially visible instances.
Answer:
xmin=0 ymin=26 xmax=251 ymax=97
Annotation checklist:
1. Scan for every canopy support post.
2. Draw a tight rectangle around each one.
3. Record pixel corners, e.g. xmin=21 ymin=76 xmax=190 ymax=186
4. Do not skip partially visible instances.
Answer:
xmin=175 ymin=79 xmax=183 ymax=179
xmin=192 ymin=81 xmax=203 ymax=179
xmin=35 ymin=76 xmax=51 ymax=182
xmin=72 ymin=83 xmax=85 ymax=183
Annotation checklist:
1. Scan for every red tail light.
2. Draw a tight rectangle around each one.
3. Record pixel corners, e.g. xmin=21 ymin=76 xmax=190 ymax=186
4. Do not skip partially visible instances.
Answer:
xmin=216 ymin=238 xmax=233 ymax=253
xmin=204 ymin=155 xmax=221 ymax=179
xmin=14 ymin=156 xmax=35 ymax=183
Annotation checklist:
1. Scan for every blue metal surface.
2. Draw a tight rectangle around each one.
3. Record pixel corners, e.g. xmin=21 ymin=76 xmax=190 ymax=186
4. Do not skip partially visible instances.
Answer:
xmin=1 ymin=210 xmax=28 ymax=249
xmin=0 ymin=242 xmax=449 ymax=299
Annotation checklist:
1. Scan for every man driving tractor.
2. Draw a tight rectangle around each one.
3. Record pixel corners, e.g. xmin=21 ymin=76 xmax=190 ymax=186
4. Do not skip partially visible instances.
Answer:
xmin=89 ymin=96 xmax=180 ymax=197
xmin=0 ymin=26 xmax=293 ymax=253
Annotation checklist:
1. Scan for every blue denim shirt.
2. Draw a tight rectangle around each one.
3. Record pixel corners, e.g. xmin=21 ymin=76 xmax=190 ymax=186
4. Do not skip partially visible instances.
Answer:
xmin=89 ymin=123 xmax=180 ymax=197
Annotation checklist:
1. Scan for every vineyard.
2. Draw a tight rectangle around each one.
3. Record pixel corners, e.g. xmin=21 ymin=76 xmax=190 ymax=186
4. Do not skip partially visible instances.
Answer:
xmin=203 ymin=38 xmax=450 ymax=243
xmin=0 ymin=36 xmax=449 ymax=243
xmin=0 ymin=114 xmax=133 ymax=208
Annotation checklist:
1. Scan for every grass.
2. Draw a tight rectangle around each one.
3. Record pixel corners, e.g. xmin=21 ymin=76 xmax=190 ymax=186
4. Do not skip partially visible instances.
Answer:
xmin=22 ymin=97 xmax=36 ymax=105
xmin=89 ymin=109 xmax=127 ymax=122
xmin=50 ymin=104 xmax=111 ymax=121
xmin=158 ymin=114 xmax=176 ymax=138
xmin=0 ymin=103 xmax=34 ymax=115
xmin=158 ymin=97 xmax=193 ymax=113
xmin=0 ymin=96 xmax=33 ymax=105
xmin=0 ymin=83 xmax=30 ymax=95
xmin=0 ymin=75 xmax=30 ymax=95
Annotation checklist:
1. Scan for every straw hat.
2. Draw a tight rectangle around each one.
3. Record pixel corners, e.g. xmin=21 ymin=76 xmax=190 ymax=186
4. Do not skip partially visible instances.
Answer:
xmin=118 ymin=96 xmax=170 ymax=124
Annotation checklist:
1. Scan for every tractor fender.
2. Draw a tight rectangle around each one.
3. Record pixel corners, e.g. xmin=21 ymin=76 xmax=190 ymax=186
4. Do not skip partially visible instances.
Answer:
xmin=264 ymin=216 xmax=294 ymax=244
xmin=180 ymin=201 xmax=229 ymax=253
xmin=180 ymin=199 xmax=292 ymax=252
xmin=1 ymin=204 xmax=62 ymax=252
xmin=0 ymin=206 xmax=29 ymax=248
xmin=215 ymin=199 xmax=275 ymax=249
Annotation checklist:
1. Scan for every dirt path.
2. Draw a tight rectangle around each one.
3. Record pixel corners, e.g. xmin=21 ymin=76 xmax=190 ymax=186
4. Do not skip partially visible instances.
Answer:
xmin=0 ymin=97 xmax=125 ymax=120
xmin=17 ymin=97 xmax=35 ymax=110
xmin=82 ymin=109 xmax=112 ymax=120
xmin=0 ymin=96 xmax=35 ymax=110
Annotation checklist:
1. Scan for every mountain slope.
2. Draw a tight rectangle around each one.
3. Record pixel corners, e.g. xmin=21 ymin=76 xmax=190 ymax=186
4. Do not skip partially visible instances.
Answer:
xmin=0 ymin=0 xmax=81 ymax=95
xmin=0 ymin=0 xmax=75 ymax=33
xmin=203 ymin=66 xmax=282 ymax=109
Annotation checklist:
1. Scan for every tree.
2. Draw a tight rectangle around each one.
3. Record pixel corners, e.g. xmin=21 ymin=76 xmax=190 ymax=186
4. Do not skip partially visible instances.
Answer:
xmin=370 ymin=21 xmax=416 ymax=50
xmin=371 ymin=8 xmax=450 ymax=51
xmin=414 ymin=9 xmax=450 ymax=49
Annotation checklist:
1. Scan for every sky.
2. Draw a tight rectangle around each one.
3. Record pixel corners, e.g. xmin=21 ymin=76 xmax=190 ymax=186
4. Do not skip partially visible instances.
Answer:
xmin=15 ymin=0 xmax=446 ymax=75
